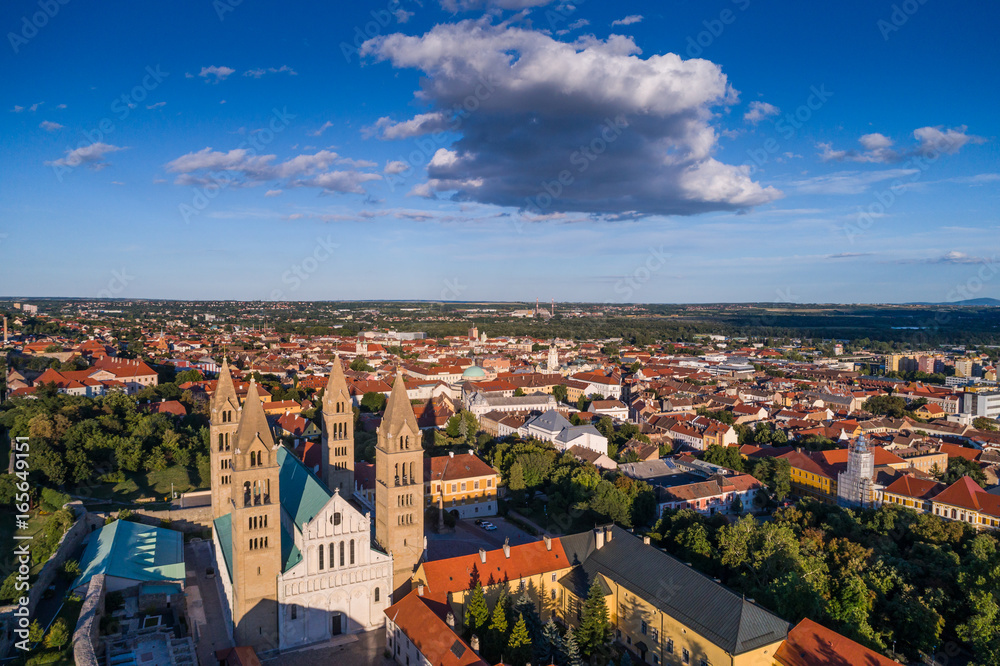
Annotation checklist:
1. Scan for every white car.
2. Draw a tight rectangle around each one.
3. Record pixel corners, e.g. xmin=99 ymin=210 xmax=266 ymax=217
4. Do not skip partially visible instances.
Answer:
xmin=482 ymin=522 xmax=497 ymax=531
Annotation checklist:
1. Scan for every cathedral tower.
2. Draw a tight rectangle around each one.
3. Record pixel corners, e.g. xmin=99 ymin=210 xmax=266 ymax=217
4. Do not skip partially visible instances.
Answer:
xmin=230 ymin=379 xmax=282 ymax=651
xmin=322 ymin=355 xmax=354 ymax=494
xmin=210 ymin=357 xmax=240 ymax=519
xmin=375 ymin=370 xmax=425 ymax=599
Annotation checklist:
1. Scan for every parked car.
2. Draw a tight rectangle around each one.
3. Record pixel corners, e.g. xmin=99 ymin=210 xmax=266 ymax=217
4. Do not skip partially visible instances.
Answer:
xmin=482 ymin=522 xmax=497 ymax=531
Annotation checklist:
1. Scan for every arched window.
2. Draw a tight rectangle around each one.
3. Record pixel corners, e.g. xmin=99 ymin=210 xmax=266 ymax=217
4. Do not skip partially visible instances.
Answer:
xmin=374 ymin=588 xmax=380 ymax=602
xmin=291 ymin=604 xmax=298 ymax=620
xmin=339 ymin=541 xmax=345 ymax=567
xmin=350 ymin=539 xmax=355 ymax=565
xmin=329 ymin=542 xmax=335 ymax=567
xmin=319 ymin=545 xmax=324 ymax=570
xmin=218 ymin=434 xmax=223 ymax=451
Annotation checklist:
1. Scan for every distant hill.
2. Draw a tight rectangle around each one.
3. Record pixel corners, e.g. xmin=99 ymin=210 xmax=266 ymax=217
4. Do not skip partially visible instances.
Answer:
xmin=905 ymin=298 xmax=1000 ymax=306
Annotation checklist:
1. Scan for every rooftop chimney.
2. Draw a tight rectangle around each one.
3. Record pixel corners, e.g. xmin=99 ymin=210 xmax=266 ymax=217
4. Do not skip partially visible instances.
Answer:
xmin=543 ymin=535 xmax=552 ymax=551
xmin=470 ymin=635 xmax=480 ymax=654
xmin=417 ymin=584 xmax=424 ymax=596
xmin=503 ymin=538 xmax=510 ymax=559
xmin=446 ymin=611 xmax=455 ymax=628
xmin=642 ymin=535 xmax=651 ymax=546
xmin=449 ymin=451 xmax=455 ymax=458
xmin=605 ymin=526 xmax=613 ymax=542
xmin=595 ymin=527 xmax=605 ymax=550
xmin=479 ymin=548 xmax=487 ymax=563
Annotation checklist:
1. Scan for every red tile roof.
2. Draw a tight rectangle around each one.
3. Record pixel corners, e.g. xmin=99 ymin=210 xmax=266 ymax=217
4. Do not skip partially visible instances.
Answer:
xmin=933 ymin=476 xmax=1000 ymax=517
xmin=775 ymin=618 xmax=896 ymax=666
xmin=384 ymin=593 xmax=486 ymax=666
xmin=425 ymin=453 xmax=497 ymax=483
xmin=883 ymin=474 xmax=942 ymax=500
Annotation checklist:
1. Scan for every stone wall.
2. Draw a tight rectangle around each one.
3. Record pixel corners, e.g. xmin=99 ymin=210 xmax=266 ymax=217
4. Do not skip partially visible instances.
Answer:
xmin=127 ymin=505 xmax=214 ymax=532
xmin=72 ymin=573 xmax=105 ymax=666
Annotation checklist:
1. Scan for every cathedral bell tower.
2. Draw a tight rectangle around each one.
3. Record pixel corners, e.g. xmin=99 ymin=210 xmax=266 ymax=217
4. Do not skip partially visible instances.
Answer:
xmin=230 ymin=379 xmax=282 ymax=651
xmin=210 ymin=357 xmax=240 ymax=519
xmin=375 ymin=370 xmax=425 ymax=599
xmin=322 ymin=354 xmax=354 ymax=495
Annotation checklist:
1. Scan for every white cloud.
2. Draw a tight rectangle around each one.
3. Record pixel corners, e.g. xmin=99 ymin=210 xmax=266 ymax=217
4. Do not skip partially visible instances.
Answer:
xmin=45 ymin=143 xmax=126 ymax=170
xmin=147 ymin=101 xmax=166 ymax=109
xmin=819 ymin=125 xmax=984 ymax=163
xmin=611 ymin=15 xmax=643 ymax=26
xmin=569 ymin=19 xmax=589 ymax=29
xmin=39 ymin=121 xmax=64 ymax=132
xmin=243 ymin=65 xmax=297 ymax=79
xmin=439 ymin=0 xmax=553 ymax=10
xmin=360 ymin=19 xmax=779 ymax=216
xmin=265 ymin=189 xmax=283 ymax=197
xmin=165 ymin=148 xmax=381 ymax=194
xmin=364 ymin=112 xmax=450 ymax=140
xmin=744 ymin=101 xmax=779 ymax=124
xmin=29 ymin=102 xmax=43 ymax=112
xmin=790 ymin=168 xmax=919 ymax=195
xmin=384 ymin=160 xmax=410 ymax=175
xmin=11 ymin=105 xmax=24 ymax=112
xmin=199 ymin=66 xmax=235 ymax=83
xmin=56 ymin=104 xmax=67 ymax=109
xmin=309 ymin=121 xmax=334 ymax=137
xmin=394 ymin=8 xmax=414 ymax=23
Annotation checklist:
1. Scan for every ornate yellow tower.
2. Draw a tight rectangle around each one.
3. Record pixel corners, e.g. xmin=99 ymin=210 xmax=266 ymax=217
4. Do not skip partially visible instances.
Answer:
xmin=375 ymin=370 xmax=425 ymax=599
xmin=229 ymin=379 xmax=282 ymax=651
xmin=322 ymin=355 xmax=354 ymax=495
xmin=210 ymin=357 xmax=240 ymax=519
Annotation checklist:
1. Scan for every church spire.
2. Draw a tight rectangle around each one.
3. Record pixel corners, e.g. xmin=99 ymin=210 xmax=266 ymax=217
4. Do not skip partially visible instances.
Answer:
xmin=235 ymin=378 xmax=275 ymax=453
xmin=382 ymin=368 xmax=418 ymax=435
xmin=322 ymin=355 xmax=354 ymax=493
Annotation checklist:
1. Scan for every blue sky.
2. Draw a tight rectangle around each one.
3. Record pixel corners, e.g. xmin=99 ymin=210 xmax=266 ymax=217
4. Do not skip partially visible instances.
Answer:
xmin=2 ymin=0 xmax=998 ymax=304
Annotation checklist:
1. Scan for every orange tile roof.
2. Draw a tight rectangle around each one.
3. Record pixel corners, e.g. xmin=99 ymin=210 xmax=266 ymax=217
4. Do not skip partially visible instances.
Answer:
xmin=775 ymin=618 xmax=896 ymax=666
xmin=425 ymin=453 xmax=496 ymax=483
xmin=933 ymin=476 xmax=1000 ymax=517
xmin=384 ymin=593 xmax=487 ymax=666
xmin=419 ymin=539 xmax=569 ymax=604
xmin=939 ymin=443 xmax=982 ymax=462
xmin=883 ymin=474 xmax=942 ymax=500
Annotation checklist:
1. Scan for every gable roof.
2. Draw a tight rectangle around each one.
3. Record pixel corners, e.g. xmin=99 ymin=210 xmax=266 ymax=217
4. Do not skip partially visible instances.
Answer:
xmin=384 ymin=593 xmax=487 ymax=666
xmin=933 ymin=476 xmax=1000 ymax=517
xmin=74 ymin=519 xmax=184 ymax=590
xmin=775 ymin=618 xmax=896 ymax=666
xmin=276 ymin=445 xmax=334 ymax=531
xmin=577 ymin=527 xmax=789 ymax=654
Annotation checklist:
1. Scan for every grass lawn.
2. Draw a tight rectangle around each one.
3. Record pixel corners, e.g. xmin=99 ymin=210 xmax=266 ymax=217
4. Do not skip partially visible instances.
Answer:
xmin=13 ymin=594 xmax=83 ymax=666
xmin=80 ymin=465 xmax=207 ymax=505
xmin=0 ymin=510 xmax=55 ymax=578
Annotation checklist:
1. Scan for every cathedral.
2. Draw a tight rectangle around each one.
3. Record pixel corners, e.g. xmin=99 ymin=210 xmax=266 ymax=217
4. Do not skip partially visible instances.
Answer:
xmin=209 ymin=357 xmax=425 ymax=653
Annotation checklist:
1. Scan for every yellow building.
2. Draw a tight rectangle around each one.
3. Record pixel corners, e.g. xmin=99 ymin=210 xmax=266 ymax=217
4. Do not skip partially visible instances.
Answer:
xmin=412 ymin=526 xmax=789 ymax=666
xmin=424 ymin=451 xmax=500 ymax=519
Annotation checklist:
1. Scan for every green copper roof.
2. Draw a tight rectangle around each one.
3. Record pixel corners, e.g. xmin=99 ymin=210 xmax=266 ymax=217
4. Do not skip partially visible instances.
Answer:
xmin=214 ymin=513 xmax=233 ymax=581
xmin=73 ymin=519 xmax=185 ymax=589
xmin=282 ymin=524 xmax=302 ymax=573
xmin=277 ymin=445 xmax=333 ymax=531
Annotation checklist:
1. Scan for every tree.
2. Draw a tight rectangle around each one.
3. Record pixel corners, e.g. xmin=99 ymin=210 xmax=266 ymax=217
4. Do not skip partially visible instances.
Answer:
xmin=349 ymin=357 xmax=373 ymax=372
xmin=863 ymin=395 xmax=908 ymax=418
xmin=360 ymin=391 xmax=386 ymax=413
xmin=513 ymin=387 xmax=526 ymax=397
xmin=467 ymin=583 xmax=489 ymax=634
xmin=28 ymin=620 xmax=44 ymax=644
xmin=563 ymin=625 xmax=585 ymax=666
xmin=576 ymin=394 xmax=587 ymax=411
xmin=487 ymin=592 xmax=510 ymax=661
xmin=553 ymin=384 xmax=568 ymax=403
xmin=973 ymin=417 xmax=998 ymax=431
xmin=44 ymin=618 xmax=69 ymax=650
xmin=577 ymin=579 xmax=612 ymax=657
xmin=942 ymin=457 xmax=987 ymax=486
xmin=507 ymin=614 xmax=532 ymax=666
xmin=539 ymin=619 xmax=564 ymax=665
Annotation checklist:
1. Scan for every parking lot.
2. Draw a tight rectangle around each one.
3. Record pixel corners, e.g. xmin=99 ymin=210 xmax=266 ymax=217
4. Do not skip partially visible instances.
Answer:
xmin=425 ymin=516 xmax=538 ymax=561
